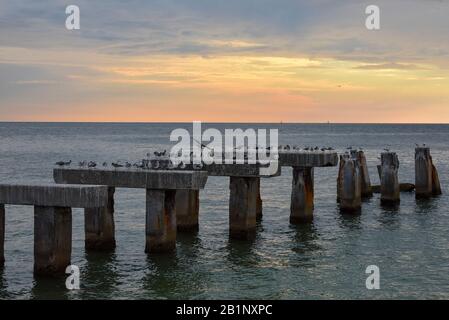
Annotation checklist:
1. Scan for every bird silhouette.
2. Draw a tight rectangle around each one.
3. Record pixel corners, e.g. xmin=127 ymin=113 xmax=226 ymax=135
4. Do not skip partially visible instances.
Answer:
xmin=88 ymin=161 xmax=97 ymax=168
xmin=79 ymin=161 xmax=87 ymax=167
xmin=111 ymin=162 xmax=123 ymax=168
xmin=55 ymin=160 xmax=71 ymax=166
xmin=102 ymin=162 xmax=108 ymax=167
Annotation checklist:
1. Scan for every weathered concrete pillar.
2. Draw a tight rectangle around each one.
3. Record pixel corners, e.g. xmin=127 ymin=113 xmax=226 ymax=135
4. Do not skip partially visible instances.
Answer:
xmin=255 ymin=177 xmax=263 ymax=220
xmin=0 ymin=204 xmax=4 ymax=268
xmin=356 ymin=151 xmax=372 ymax=198
xmin=431 ymin=162 xmax=442 ymax=196
xmin=34 ymin=206 xmax=72 ymax=276
xmin=415 ymin=147 xmax=433 ymax=198
xmin=175 ymin=189 xmax=199 ymax=231
xmin=290 ymin=167 xmax=314 ymax=223
xmin=229 ymin=177 xmax=258 ymax=239
xmin=336 ymin=155 xmax=344 ymax=203
xmin=380 ymin=152 xmax=400 ymax=205
xmin=145 ymin=189 xmax=177 ymax=253
xmin=339 ymin=156 xmax=362 ymax=213
xmin=84 ymin=187 xmax=116 ymax=250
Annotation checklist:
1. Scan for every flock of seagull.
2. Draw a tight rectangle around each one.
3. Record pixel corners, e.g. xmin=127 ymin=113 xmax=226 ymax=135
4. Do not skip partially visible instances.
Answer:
xmin=55 ymin=144 xmax=417 ymax=169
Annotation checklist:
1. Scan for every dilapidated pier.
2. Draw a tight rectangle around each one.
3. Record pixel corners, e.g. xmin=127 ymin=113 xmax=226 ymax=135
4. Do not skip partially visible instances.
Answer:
xmin=0 ymin=146 xmax=443 ymax=278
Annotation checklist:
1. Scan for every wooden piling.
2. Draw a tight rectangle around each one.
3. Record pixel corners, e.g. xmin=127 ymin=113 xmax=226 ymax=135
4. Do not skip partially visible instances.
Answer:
xmin=229 ymin=176 xmax=258 ymax=239
xmin=336 ymin=155 xmax=344 ymax=203
xmin=380 ymin=152 xmax=400 ymax=205
xmin=0 ymin=204 xmax=4 ymax=268
xmin=84 ymin=187 xmax=116 ymax=250
xmin=339 ymin=156 xmax=362 ymax=213
xmin=290 ymin=167 xmax=314 ymax=223
xmin=175 ymin=189 xmax=200 ymax=231
xmin=145 ymin=189 xmax=177 ymax=253
xmin=34 ymin=206 xmax=72 ymax=276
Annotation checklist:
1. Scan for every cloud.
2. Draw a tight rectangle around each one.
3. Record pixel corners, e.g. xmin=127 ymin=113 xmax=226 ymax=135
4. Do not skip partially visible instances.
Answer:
xmin=353 ymin=62 xmax=425 ymax=70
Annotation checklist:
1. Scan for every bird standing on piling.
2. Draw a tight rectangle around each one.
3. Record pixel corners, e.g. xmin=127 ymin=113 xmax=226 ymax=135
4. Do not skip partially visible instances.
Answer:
xmin=88 ymin=161 xmax=97 ymax=168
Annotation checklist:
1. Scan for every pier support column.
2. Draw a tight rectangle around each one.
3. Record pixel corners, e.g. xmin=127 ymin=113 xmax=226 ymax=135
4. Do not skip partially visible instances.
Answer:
xmin=356 ymin=151 xmax=373 ymax=198
xmin=381 ymin=152 xmax=400 ymax=205
xmin=432 ymin=163 xmax=442 ymax=196
xmin=0 ymin=204 xmax=4 ymax=268
xmin=256 ymin=178 xmax=263 ymax=220
xmin=175 ymin=190 xmax=199 ymax=232
xmin=145 ymin=189 xmax=177 ymax=253
xmin=34 ymin=206 xmax=72 ymax=276
xmin=290 ymin=167 xmax=314 ymax=223
xmin=339 ymin=157 xmax=362 ymax=213
xmin=229 ymin=177 xmax=258 ymax=239
xmin=415 ymin=148 xmax=433 ymax=198
xmin=84 ymin=187 xmax=116 ymax=250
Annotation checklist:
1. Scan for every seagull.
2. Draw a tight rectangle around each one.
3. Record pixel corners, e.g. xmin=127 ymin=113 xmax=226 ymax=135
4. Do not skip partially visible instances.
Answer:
xmin=346 ymin=146 xmax=352 ymax=150
xmin=161 ymin=150 xmax=167 ymax=156
xmin=102 ymin=162 xmax=108 ymax=167
xmin=179 ymin=162 xmax=186 ymax=169
xmin=153 ymin=160 xmax=160 ymax=169
xmin=111 ymin=162 xmax=123 ymax=168
xmin=55 ymin=160 xmax=71 ymax=166
xmin=79 ymin=161 xmax=87 ymax=167
xmin=193 ymin=163 xmax=203 ymax=170
xmin=125 ymin=162 xmax=132 ymax=168
xmin=88 ymin=161 xmax=97 ymax=168
xmin=383 ymin=148 xmax=390 ymax=152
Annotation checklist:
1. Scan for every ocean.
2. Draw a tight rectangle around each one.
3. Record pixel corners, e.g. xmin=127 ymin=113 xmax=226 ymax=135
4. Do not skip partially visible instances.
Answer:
xmin=0 ymin=122 xmax=448 ymax=299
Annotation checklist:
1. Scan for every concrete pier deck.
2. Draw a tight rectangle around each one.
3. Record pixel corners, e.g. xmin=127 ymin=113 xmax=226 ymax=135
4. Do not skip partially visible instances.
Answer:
xmin=54 ymin=168 xmax=208 ymax=253
xmin=278 ymin=150 xmax=338 ymax=223
xmin=0 ymin=183 xmax=109 ymax=276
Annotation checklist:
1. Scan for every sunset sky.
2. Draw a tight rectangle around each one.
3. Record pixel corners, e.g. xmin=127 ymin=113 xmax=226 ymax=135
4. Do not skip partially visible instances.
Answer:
xmin=0 ymin=0 xmax=448 ymax=123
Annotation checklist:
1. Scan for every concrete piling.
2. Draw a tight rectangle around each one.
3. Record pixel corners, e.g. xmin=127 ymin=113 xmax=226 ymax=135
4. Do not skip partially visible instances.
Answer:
xmin=229 ymin=177 xmax=258 ymax=239
xmin=415 ymin=147 xmax=442 ymax=198
xmin=356 ymin=151 xmax=372 ymax=198
xmin=339 ymin=155 xmax=362 ymax=213
xmin=415 ymin=147 xmax=433 ymax=198
xmin=380 ymin=152 xmax=400 ymax=205
xmin=84 ymin=187 xmax=116 ymax=250
xmin=256 ymin=177 xmax=263 ymax=220
xmin=145 ymin=189 xmax=177 ymax=253
xmin=290 ymin=167 xmax=314 ymax=223
xmin=432 ymin=163 xmax=442 ymax=196
xmin=0 ymin=204 xmax=4 ymax=267
xmin=34 ymin=206 xmax=72 ymax=276
xmin=175 ymin=189 xmax=200 ymax=231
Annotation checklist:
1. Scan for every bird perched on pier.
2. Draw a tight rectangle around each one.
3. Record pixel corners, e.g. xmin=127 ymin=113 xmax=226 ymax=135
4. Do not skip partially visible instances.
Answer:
xmin=111 ymin=162 xmax=123 ymax=168
xmin=179 ymin=162 xmax=186 ymax=169
xmin=78 ymin=161 xmax=87 ymax=167
xmin=88 ymin=161 xmax=97 ymax=168
xmin=125 ymin=162 xmax=132 ymax=168
xmin=55 ymin=160 xmax=71 ymax=166
xmin=285 ymin=145 xmax=291 ymax=150
xmin=193 ymin=163 xmax=203 ymax=170
xmin=160 ymin=150 xmax=167 ymax=156
xmin=346 ymin=146 xmax=352 ymax=150
xmin=314 ymin=146 xmax=319 ymax=151
xmin=102 ymin=162 xmax=108 ymax=167
xmin=383 ymin=148 xmax=390 ymax=152
xmin=153 ymin=160 xmax=160 ymax=169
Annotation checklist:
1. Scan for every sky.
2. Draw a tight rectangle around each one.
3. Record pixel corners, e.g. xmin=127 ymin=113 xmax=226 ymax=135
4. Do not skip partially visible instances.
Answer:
xmin=0 ymin=0 xmax=448 ymax=123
